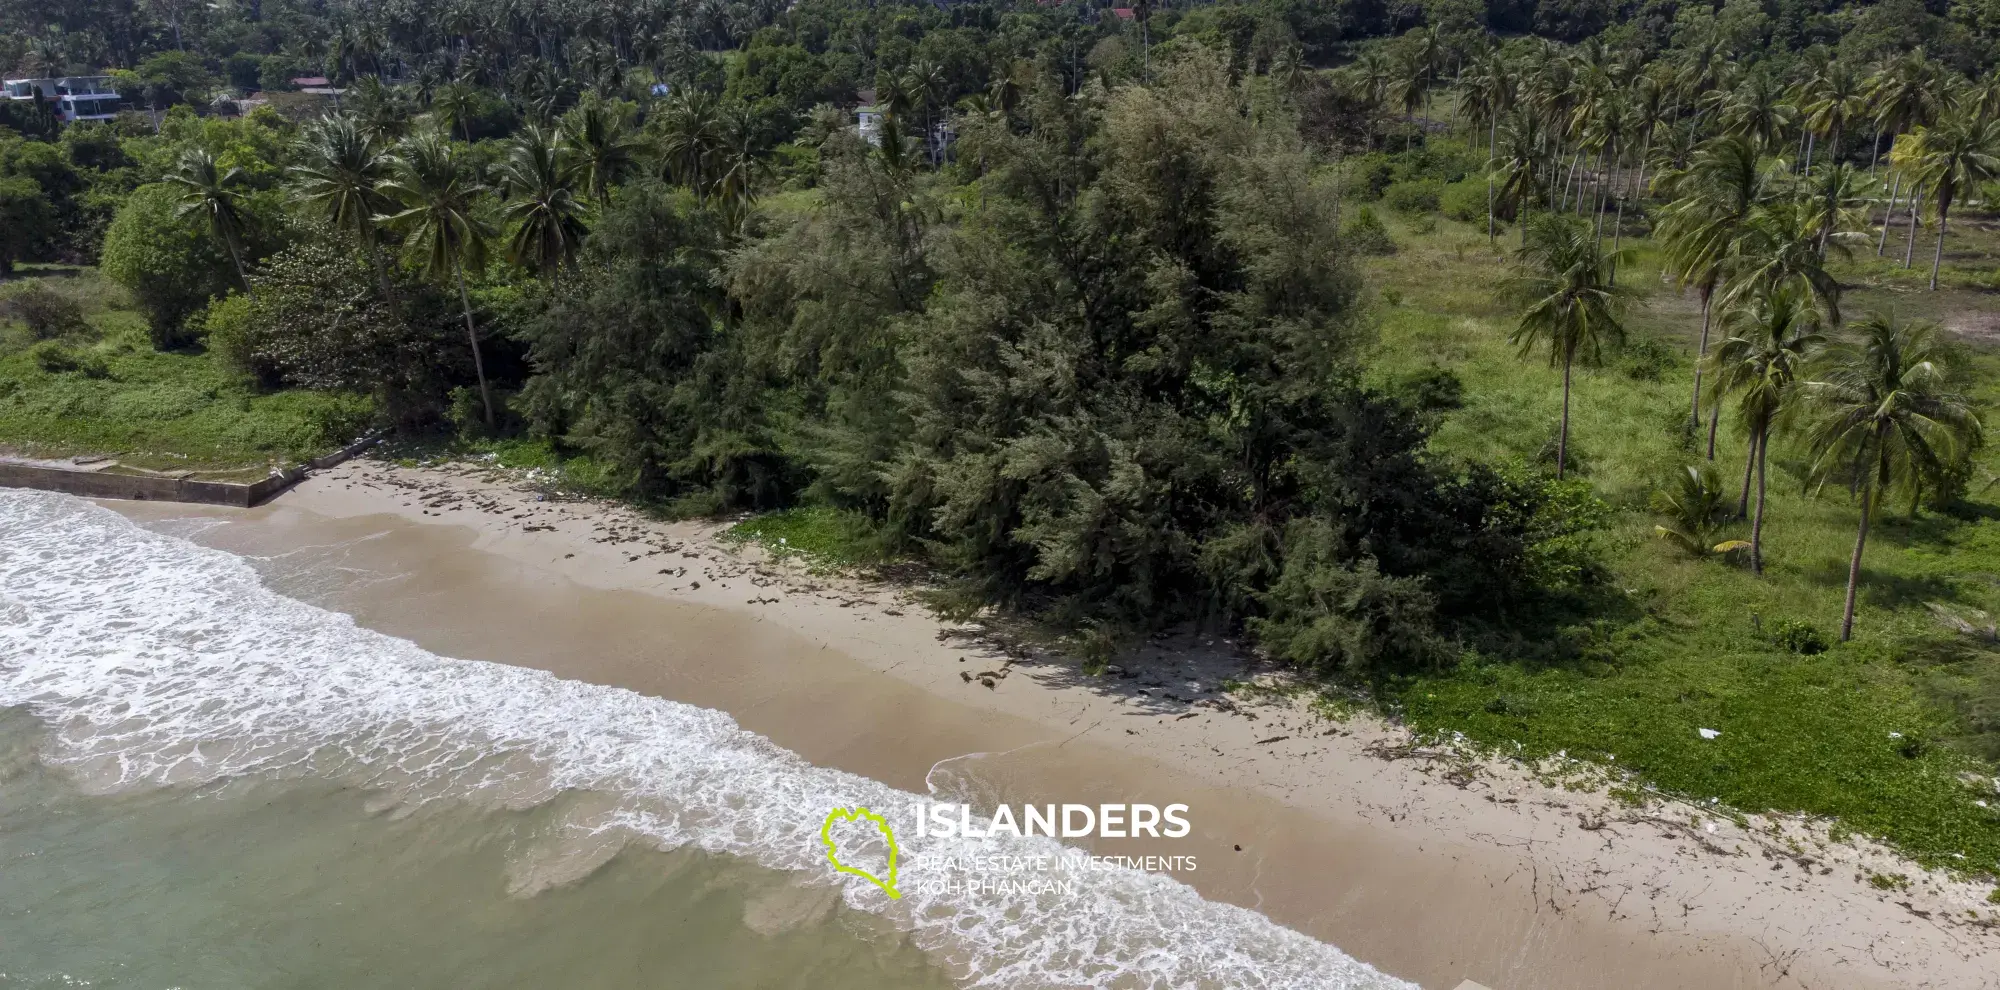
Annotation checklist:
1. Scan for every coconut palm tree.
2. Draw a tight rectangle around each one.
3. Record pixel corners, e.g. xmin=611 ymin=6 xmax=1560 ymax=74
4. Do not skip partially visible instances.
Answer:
xmin=654 ymin=87 xmax=723 ymax=192
xmin=1709 ymin=284 xmax=1824 ymax=574
xmin=381 ymin=132 xmax=497 ymax=427
xmin=290 ymin=114 xmax=397 ymax=302
xmin=431 ymin=78 xmax=481 ymax=142
xmin=1653 ymin=462 xmax=1732 ymax=557
xmin=1800 ymin=59 xmax=1863 ymax=171
xmin=1655 ymin=135 xmax=1766 ymax=437
xmin=1721 ymin=197 xmax=1846 ymax=324
xmin=494 ymin=124 xmax=588 ymax=283
xmin=164 ymin=148 xmax=254 ymax=297
xmin=1801 ymin=314 xmax=1982 ymax=640
xmin=1909 ymin=110 xmax=2000 ymax=290
xmin=1507 ymin=213 xmax=1631 ymax=479
xmin=562 ymin=97 xmax=640 ymax=206
xmin=1799 ymin=162 xmax=1871 ymax=259
xmin=1722 ymin=69 xmax=1799 ymax=154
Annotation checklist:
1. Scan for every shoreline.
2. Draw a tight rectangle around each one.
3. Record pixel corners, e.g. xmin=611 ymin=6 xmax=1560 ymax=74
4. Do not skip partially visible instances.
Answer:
xmin=107 ymin=457 xmax=2000 ymax=990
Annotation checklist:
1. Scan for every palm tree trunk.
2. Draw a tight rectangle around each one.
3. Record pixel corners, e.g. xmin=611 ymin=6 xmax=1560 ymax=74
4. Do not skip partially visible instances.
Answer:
xmin=1751 ymin=422 xmax=1769 ymax=575
xmin=1609 ymin=195 xmax=1625 ymax=284
xmin=454 ymin=259 xmax=496 ymax=427
xmin=1707 ymin=399 xmax=1720 ymax=460
xmin=1487 ymin=114 xmax=1497 ymax=246
xmin=1902 ymin=186 xmax=1922 ymax=268
xmin=1738 ymin=429 xmax=1758 ymax=519
xmin=1803 ymin=130 xmax=1815 ymax=173
xmin=224 ymin=236 xmax=254 ymax=300
xmin=1840 ymin=479 xmax=1873 ymax=642
xmin=1876 ymin=173 xmax=1899 ymax=256
xmin=1558 ymin=351 xmax=1572 ymax=481
xmin=1690 ymin=289 xmax=1712 ymax=429
xmin=1930 ymin=200 xmax=1949 ymax=290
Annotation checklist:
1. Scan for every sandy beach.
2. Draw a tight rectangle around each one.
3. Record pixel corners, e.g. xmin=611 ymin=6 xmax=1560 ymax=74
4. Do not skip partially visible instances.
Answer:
xmin=107 ymin=457 xmax=2000 ymax=990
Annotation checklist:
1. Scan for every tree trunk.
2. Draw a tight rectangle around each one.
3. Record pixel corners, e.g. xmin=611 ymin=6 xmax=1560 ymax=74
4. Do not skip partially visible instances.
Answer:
xmin=1803 ymin=130 xmax=1815 ymax=173
xmin=1558 ymin=351 xmax=1572 ymax=480
xmin=455 ymin=259 xmax=496 ymax=427
xmin=1930 ymin=200 xmax=1949 ymax=290
xmin=1487 ymin=114 xmax=1497 ymax=246
xmin=1902 ymin=187 xmax=1921 ymax=268
xmin=1840 ymin=479 xmax=1873 ymax=642
xmin=1706 ymin=399 xmax=1720 ymax=460
xmin=1609 ymin=194 xmax=1625 ymax=284
xmin=1876 ymin=173 xmax=1899 ymax=256
xmin=1751 ymin=421 xmax=1769 ymax=575
xmin=1690 ymin=289 xmax=1712 ymax=429
xmin=1738 ymin=429 xmax=1758 ymax=519
xmin=224 ymin=235 xmax=254 ymax=300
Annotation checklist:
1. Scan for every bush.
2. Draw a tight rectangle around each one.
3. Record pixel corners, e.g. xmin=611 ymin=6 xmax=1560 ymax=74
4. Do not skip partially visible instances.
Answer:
xmin=1345 ymin=152 xmax=1396 ymax=199
xmin=1382 ymin=179 xmax=1442 ymax=215
xmin=28 ymin=340 xmax=110 ymax=378
xmin=1343 ymin=205 xmax=1395 ymax=255
xmin=1388 ymin=365 xmax=1465 ymax=416
xmin=1620 ymin=334 xmax=1679 ymax=382
xmin=1440 ymin=177 xmax=1489 ymax=223
xmin=211 ymin=239 xmax=474 ymax=422
xmin=0 ymin=282 xmax=90 ymax=340
xmin=0 ymin=176 xmax=57 ymax=272
xmin=99 ymin=183 xmax=237 ymax=348
xmin=1770 ymin=618 xmax=1830 ymax=655
xmin=1249 ymin=518 xmax=1447 ymax=680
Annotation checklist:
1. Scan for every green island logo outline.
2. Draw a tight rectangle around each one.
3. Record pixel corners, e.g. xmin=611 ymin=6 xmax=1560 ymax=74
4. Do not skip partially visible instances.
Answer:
xmin=821 ymin=806 xmax=902 ymax=900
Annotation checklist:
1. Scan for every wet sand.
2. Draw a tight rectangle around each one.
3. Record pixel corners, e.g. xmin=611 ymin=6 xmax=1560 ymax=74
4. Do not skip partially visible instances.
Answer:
xmin=107 ymin=458 xmax=2000 ymax=990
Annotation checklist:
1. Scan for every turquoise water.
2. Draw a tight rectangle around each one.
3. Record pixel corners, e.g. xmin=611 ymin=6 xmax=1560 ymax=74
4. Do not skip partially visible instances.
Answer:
xmin=0 ymin=708 xmax=951 ymax=990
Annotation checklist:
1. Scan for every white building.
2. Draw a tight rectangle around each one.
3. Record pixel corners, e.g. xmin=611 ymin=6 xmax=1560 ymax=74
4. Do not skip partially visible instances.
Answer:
xmin=3 ymin=76 xmax=122 ymax=124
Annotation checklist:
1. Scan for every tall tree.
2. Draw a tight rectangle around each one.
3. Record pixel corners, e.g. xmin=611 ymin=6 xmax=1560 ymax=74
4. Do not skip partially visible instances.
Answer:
xmin=382 ymin=132 xmax=498 ymax=427
xmin=494 ymin=124 xmax=589 ymax=282
xmin=1910 ymin=111 xmax=2000 ymax=291
xmin=289 ymin=114 xmax=397 ymax=303
xmin=1507 ymin=214 xmax=1629 ymax=480
xmin=1801 ymin=315 xmax=1982 ymax=641
xmin=1656 ymin=136 xmax=1765 ymax=440
xmin=163 ymin=148 xmax=254 ymax=298
xmin=562 ymin=98 xmax=640 ymax=207
xmin=1709 ymin=285 xmax=1823 ymax=574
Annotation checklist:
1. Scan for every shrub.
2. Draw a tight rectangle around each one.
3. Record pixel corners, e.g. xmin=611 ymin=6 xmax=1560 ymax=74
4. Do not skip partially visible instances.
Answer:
xmin=29 ymin=340 xmax=110 ymax=378
xmin=1249 ymin=518 xmax=1447 ymax=680
xmin=1345 ymin=152 xmax=1396 ymax=199
xmin=1389 ymin=365 xmax=1465 ymax=416
xmin=1440 ymin=177 xmax=1489 ymax=222
xmin=1343 ymin=206 xmax=1395 ymax=255
xmin=1382 ymin=179 xmax=1442 ymax=214
xmin=0 ymin=282 xmax=90 ymax=340
xmin=1620 ymin=334 xmax=1679 ymax=381
xmin=0 ymin=176 xmax=57 ymax=272
xmin=98 ymin=183 xmax=237 ymax=348
xmin=1770 ymin=618 xmax=1830 ymax=655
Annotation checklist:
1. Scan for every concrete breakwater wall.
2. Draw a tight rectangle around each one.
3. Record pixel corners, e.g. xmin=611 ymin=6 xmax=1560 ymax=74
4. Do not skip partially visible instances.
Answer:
xmin=0 ymin=434 xmax=379 ymax=508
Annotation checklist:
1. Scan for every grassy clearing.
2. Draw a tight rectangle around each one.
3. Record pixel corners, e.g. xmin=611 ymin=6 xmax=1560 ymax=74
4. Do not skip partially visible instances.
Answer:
xmin=721 ymin=506 xmax=887 ymax=569
xmin=0 ymin=271 xmax=369 ymax=471
xmin=1362 ymin=207 xmax=2000 ymax=874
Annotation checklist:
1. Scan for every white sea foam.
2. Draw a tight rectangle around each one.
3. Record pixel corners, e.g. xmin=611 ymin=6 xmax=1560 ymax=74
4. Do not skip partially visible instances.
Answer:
xmin=0 ymin=490 xmax=1412 ymax=990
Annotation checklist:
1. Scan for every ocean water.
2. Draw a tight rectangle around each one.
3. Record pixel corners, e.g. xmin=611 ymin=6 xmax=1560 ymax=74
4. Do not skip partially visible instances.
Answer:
xmin=0 ymin=490 xmax=1412 ymax=990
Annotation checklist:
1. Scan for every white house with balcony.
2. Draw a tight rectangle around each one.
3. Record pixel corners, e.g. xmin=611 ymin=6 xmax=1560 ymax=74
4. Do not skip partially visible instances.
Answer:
xmin=3 ymin=76 xmax=123 ymax=124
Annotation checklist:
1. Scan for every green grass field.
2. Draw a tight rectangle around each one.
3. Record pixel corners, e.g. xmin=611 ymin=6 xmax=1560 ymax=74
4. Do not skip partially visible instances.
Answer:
xmin=1361 ymin=206 xmax=2000 ymax=874
xmin=0 ymin=271 xmax=369 ymax=471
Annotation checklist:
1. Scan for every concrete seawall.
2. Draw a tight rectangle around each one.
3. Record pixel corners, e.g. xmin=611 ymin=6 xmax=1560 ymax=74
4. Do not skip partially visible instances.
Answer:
xmin=0 ymin=434 xmax=379 ymax=508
